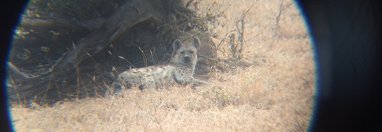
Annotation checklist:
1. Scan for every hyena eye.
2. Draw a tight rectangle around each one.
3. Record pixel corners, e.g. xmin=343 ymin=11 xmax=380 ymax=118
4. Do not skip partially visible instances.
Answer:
xmin=189 ymin=51 xmax=194 ymax=54
xmin=181 ymin=51 xmax=185 ymax=54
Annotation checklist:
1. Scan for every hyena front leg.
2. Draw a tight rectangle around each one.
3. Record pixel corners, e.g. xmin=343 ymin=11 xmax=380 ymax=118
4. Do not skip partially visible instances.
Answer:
xmin=191 ymin=78 xmax=208 ymax=87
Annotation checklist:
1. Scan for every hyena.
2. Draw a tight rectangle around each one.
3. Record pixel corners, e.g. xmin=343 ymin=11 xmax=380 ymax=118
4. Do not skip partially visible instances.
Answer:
xmin=110 ymin=36 xmax=206 ymax=94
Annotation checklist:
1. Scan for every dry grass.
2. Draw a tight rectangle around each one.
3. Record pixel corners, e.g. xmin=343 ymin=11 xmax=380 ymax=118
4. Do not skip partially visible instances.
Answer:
xmin=11 ymin=0 xmax=315 ymax=131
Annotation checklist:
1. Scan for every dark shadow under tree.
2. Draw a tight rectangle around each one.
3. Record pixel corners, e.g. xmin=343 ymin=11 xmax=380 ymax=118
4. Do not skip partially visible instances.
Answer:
xmin=8 ymin=0 xmax=217 ymax=105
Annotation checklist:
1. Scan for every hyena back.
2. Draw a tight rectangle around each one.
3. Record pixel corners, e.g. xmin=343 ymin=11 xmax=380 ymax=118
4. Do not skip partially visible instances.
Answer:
xmin=111 ymin=36 xmax=206 ymax=94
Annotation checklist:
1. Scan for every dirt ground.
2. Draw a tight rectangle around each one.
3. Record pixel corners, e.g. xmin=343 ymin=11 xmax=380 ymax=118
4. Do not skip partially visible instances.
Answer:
xmin=11 ymin=0 xmax=315 ymax=131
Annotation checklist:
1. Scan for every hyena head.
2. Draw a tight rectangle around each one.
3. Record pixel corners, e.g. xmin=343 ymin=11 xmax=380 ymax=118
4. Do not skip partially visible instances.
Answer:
xmin=170 ymin=36 xmax=200 ymax=68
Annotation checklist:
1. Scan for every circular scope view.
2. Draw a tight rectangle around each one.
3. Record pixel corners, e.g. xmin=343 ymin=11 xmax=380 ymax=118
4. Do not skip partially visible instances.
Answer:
xmin=8 ymin=0 xmax=315 ymax=131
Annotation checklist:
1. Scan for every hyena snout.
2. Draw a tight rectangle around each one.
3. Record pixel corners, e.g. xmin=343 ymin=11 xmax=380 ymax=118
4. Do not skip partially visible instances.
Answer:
xmin=181 ymin=52 xmax=196 ymax=63
xmin=183 ymin=55 xmax=192 ymax=63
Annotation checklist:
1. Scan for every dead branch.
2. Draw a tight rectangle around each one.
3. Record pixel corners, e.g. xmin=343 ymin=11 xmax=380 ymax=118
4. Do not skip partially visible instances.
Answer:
xmin=21 ymin=17 xmax=85 ymax=29
xmin=7 ymin=62 xmax=34 ymax=79
xmin=232 ymin=2 xmax=255 ymax=59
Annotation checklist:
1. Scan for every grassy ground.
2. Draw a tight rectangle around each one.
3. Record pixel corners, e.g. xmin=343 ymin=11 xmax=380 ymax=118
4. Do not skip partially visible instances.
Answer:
xmin=11 ymin=0 xmax=315 ymax=131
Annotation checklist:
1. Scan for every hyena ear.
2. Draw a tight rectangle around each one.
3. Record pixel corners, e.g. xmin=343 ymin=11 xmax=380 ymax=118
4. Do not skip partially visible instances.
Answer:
xmin=172 ymin=39 xmax=182 ymax=51
xmin=192 ymin=36 xmax=201 ymax=49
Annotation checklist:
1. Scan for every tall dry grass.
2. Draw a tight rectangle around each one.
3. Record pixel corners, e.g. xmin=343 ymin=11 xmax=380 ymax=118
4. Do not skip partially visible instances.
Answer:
xmin=11 ymin=0 xmax=315 ymax=131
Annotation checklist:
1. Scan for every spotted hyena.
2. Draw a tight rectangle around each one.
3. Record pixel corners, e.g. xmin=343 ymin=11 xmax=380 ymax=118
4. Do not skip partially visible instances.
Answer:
xmin=110 ymin=36 xmax=206 ymax=94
